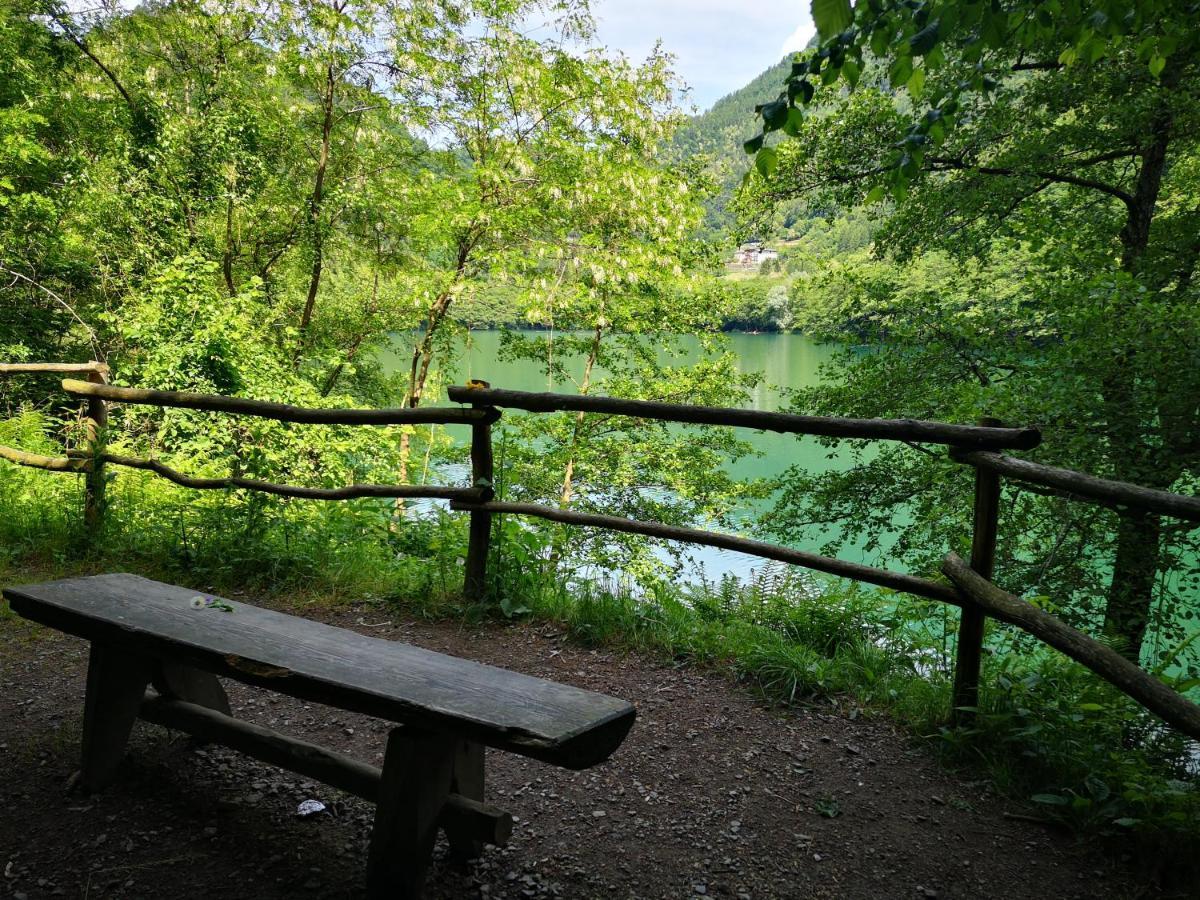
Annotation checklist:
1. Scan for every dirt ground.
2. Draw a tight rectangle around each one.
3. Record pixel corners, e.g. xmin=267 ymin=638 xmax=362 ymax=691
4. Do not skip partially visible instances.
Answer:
xmin=0 ymin=591 xmax=1159 ymax=899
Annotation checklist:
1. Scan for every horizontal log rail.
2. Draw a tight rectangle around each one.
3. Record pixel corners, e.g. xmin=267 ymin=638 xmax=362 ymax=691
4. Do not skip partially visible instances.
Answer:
xmin=6 ymin=362 xmax=1200 ymax=742
xmin=943 ymin=553 xmax=1200 ymax=741
xmin=449 ymin=499 xmax=961 ymax=605
xmin=64 ymin=379 xmax=496 ymax=427
xmin=952 ymin=450 xmax=1200 ymax=523
xmin=139 ymin=694 xmax=513 ymax=845
xmin=448 ymin=385 xmax=1042 ymax=450
xmin=0 ymin=443 xmax=89 ymax=472
xmin=0 ymin=362 xmax=108 ymax=375
xmin=103 ymin=453 xmax=486 ymax=503
xmin=0 ymin=446 xmax=481 ymax=502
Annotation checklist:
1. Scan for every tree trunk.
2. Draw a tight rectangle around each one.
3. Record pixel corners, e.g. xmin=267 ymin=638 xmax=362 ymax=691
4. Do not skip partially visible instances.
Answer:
xmin=322 ymin=239 xmax=383 ymax=397
xmin=223 ymin=178 xmax=237 ymax=296
xmin=1100 ymin=92 xmax=1174 ymax=662
xmin=396 ymin=236 xmax=475 ymax=487
xmin=547 ymin=323 xmax=603 ymax=570
xmin=559 ymin=323 xmax=603 ymax=506
xmin=397 ymin=291 xmax=453 ymax=487
xmin=1102 ymin=511 xmax=1161 ymax=659
xmin=297 ymin=62 xmax=336 ymax=355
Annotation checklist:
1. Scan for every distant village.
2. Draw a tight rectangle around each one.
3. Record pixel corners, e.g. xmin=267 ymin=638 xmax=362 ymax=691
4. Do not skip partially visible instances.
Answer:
xmin=731 ymin=240 xmax=780 ymax=268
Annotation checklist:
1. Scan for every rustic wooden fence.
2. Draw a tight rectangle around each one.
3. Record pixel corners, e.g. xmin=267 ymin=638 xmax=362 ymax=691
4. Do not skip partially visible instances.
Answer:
xmin=2 ymin=364 xmax=1199 ymax=741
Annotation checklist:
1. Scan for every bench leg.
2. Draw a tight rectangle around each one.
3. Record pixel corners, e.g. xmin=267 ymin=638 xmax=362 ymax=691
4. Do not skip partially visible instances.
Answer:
xmin=446 ymin=740 xmax=486 ymax=863
xmin=366 ymin=727 xmax=456 ymax=900
xmin=79 ymin=643 xmax=153 ymax=792
xmin=152 ymin=661 xmax=231 ymax=715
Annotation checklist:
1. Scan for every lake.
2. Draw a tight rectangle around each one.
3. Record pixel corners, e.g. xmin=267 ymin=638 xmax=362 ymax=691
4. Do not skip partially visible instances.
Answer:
xmin=380 ymin=330 xmax=896 ymax=583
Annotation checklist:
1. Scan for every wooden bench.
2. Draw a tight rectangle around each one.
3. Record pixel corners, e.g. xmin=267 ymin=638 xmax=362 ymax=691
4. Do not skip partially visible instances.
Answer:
xmin=3 ymin=574 xmax=636 ymax=898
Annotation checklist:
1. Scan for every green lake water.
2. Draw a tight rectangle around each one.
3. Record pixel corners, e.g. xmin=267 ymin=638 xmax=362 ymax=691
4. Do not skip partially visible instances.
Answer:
xmin=381 ymin=330 xmax=901 ymax=583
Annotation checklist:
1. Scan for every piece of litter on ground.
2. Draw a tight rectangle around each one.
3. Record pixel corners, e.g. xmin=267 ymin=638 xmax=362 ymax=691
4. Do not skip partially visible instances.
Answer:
xmin=297 ymin=799 xmax=326 ymax=817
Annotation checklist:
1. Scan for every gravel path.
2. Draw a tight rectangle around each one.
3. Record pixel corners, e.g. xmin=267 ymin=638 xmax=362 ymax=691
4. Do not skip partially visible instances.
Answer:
xmin=0 ymin=597 xmax=1146 ymax=899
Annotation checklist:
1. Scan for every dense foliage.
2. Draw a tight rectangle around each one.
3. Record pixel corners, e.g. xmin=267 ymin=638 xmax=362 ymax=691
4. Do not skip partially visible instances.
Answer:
xmin=740 ymin=0 xmax=1200 ymax=673
xmin=0 ymin=0 xmax=759 ymax=579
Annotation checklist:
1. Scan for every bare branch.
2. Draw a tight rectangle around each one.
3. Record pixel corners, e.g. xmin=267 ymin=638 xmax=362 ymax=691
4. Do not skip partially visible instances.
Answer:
xmin=0 ymin=265 xmax=103 ymax=360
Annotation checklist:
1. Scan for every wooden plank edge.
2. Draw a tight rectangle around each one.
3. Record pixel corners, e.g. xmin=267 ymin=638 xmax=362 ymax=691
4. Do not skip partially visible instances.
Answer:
xmin=2 ymin=587 xmax=618 ymax=770
xmin=951 ymin=449 xmax=1200 ymax=523
xmin=942 ymin=552 xmax=1200 ymax=741
xmin=139 ymin=694 xmax=513 ymax=844
xmin=448 ymin=386 xmax=1041 ymax=450
xmin=62 ymin=379 xmax=494 ymax=427
xmin=523 ymin=701 xmax=637 ymax=771
xmin=450 ymin=500 xmax=961 ymax=607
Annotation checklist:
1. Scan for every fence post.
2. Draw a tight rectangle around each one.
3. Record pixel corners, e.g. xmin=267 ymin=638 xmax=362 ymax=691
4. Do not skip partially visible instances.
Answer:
xmin=463 ymin=385 xmax=496 ymax=601
xmin=950 ymin=416 xmax=1002 ymax=726
xmin=83 ymin=365 xmax=109 ymax=535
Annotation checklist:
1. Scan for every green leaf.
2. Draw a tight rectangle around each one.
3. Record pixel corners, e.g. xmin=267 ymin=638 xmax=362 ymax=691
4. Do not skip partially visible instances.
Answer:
xmin=1031 ymin=793 xmax=1069 ymax=806
xmin=755 ymin=146 xmax=779 ymax=178
xmin=981 ymin=8 xmax=1007 ymax=47
xmin=762 ymin=100 xmax=789 ymax=130
xmin=788 ymin=78 xmax=815 ymax=104
xmin=910 ymin=20 xmax=940 ymax=55
xmin=812 ymin=0 xmax=853 ymax=41
xmin=743 ymin=134 xmax=764 ymax=155
xmin=783 ymin=106 xmax=805 ymax=136
xmin=1149 ymin=55 xmax=1166 ymax=77
xmin=865 ymin=184 xmax=887 ymax=204
xmin=869 ymin=26 xmax=889 ymax=57
xmin=889 ymin=55 xmax=913 ymax=89
xmin=907 ymin=66 xmax=926 ymax=99
xmin=842 ymin=58 xmax=861 ymax=88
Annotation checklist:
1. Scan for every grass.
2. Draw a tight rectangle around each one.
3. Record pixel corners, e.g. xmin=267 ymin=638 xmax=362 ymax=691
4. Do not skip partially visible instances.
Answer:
xmin=486 ymin=560 xmax=1200 ymax=888
xmin=0 ymin=463 xmax=474 ymax=608
xmin=0 ymin=470 xmax=1197 ymax=888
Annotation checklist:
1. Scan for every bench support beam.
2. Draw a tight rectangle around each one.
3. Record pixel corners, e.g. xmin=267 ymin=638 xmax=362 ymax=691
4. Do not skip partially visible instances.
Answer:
xmin=447 ymin=740 xmax=486 ymax=862
xmin=80 ymin=643 xmax=153 ymax=791
xmin=367 ymin=728 xmax=456 ymax=899
xmin=152 ymin=661 xmax=231 ymax=715
xmin=139 ymin=695 xmax=512 ymax=849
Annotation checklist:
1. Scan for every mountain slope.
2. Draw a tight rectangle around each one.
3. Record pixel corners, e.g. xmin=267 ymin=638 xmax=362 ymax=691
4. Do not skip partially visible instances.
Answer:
xmin=672 ymin=57 xmax=792 ymax=237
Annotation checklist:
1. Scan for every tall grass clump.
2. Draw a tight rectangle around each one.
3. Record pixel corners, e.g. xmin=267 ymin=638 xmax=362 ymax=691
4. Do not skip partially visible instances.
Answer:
xmin=0 ymin=449 xmax=469 ymax=605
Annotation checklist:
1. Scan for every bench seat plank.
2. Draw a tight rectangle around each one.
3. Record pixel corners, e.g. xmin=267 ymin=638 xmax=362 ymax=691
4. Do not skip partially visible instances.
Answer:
xmin=4 ymin=574 xmax=634 ymax=769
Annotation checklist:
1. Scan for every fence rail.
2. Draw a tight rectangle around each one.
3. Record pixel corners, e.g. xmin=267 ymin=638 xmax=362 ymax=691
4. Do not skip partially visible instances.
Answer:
xmin=0 ymin=362 xmax=108 ymax=375
xmin=446 ymin=385 xmax=1042 ymax=449
xmin=448 ymin=499 xmax=960 ymax=605
xmin=2 ymin=364 xmax=1199 ymax=742
xmin=952 ymin=449 xmax=1200 ymax=522
xmin=64 ymin=379 xmax=494 ymax=426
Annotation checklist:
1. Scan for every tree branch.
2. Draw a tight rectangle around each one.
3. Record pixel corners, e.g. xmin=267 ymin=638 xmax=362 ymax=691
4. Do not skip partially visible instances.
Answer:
xmin=41 ymin=3 xmax=137 ymax=113
xmin=927 ymin=156 xmax=1134 ymax=205
xmin=0 ymin=265 xmax=103 ymax=360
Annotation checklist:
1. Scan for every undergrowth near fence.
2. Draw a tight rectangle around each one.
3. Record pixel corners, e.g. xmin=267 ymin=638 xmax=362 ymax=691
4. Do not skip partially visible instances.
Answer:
xmin=484 ymin=543 xmax=1200 ymax=884
xmin=0 ymin=464 xmax=1197 ymax=887
xmin=0 ymin=452 xmax=471 ymax=605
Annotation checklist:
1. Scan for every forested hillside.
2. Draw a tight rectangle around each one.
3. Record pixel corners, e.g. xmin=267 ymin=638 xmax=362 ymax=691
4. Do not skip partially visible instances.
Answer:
xmin=671 ymin=57 xmax=791 ymax=236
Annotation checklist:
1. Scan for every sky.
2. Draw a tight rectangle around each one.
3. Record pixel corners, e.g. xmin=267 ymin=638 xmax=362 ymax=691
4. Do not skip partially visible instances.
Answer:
xmin=589 ymin=1 xmax=815 ymax=111
xmin=73 ymin=0 xmax=814 ymax=114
